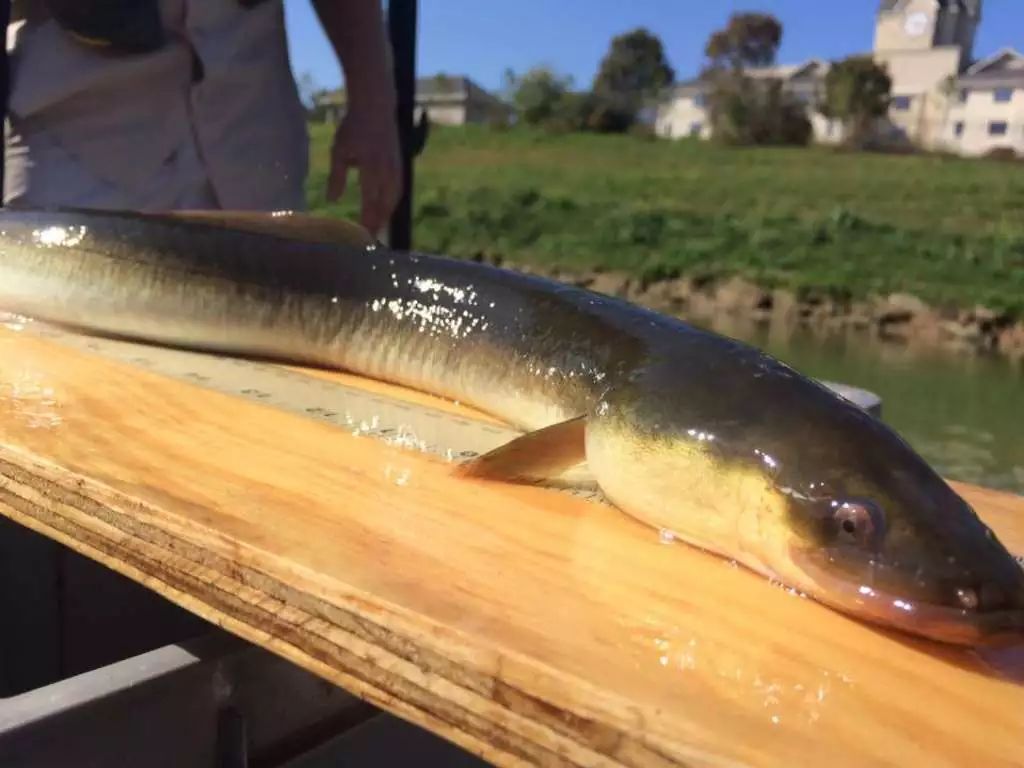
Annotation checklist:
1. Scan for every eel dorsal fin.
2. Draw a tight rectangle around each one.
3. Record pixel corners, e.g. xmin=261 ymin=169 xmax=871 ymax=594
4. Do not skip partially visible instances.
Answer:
xmin=159 ymin=210 xmax=377 ymax=248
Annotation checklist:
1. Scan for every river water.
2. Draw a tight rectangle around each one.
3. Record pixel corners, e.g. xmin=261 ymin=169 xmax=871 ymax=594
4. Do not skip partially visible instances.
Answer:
xmin=684 ymin=316 xmax=1024 ymax=497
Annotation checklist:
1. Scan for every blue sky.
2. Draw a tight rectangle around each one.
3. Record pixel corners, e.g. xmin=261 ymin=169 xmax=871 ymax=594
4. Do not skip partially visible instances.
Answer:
xmin=284 ymin=0 xmax=1022 ymax=94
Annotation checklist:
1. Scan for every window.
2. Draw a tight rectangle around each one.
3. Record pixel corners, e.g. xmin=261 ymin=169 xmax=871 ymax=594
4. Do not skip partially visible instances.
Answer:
xmin=891 ymin=95 xmax=912 ymax=111
xmin=958 ymin=88 xmax=969 ymax=104
xmin=693 ymin=93 xmax=706 ymax=107
xmin=954 ymin=121 xmax=965 ymax=138
xmin=989 ymin=121 xmax=1008 ymax=136
xmin=689 ymin=122 xmax=703 ymax=137
xmin=994 ymin=88 xmax=1014 ymax=103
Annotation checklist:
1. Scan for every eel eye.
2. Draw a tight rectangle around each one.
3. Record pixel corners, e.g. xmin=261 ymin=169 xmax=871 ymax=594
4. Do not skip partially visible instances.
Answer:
xmin=831 ymin=499 xmax=886 ymax=549
xmin=956 ymin=587 xmax=979 ymax=611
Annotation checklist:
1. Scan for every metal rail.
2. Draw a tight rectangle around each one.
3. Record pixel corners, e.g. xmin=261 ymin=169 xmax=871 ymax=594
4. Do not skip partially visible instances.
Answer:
xmin=1 ymin=628 xmax=380 ymax=768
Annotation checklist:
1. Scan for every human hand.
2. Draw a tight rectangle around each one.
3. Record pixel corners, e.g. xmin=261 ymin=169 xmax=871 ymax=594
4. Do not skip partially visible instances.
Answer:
xmin=327 ymin=103 xmax=402 ymax=236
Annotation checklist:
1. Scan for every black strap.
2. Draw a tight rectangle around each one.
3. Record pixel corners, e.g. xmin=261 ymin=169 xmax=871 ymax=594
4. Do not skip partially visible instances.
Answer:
xmin=0 ymin=0 xmax=9 ymax=204
xmin=387 ymin=0 xmax=418 ymax=250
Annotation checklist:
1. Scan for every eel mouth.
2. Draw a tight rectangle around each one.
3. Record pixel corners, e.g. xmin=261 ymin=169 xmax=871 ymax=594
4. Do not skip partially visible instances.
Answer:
xmin=786 ymin=548 xmax=1024 ymax=647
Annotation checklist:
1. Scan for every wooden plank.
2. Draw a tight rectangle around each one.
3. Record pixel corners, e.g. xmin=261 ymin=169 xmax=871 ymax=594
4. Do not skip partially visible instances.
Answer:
xmin=0 ymin=327 xmax=1023 ymax=768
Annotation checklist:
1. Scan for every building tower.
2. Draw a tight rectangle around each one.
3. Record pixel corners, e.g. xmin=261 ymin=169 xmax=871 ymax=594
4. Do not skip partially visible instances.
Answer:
xmin=874 ymin=0 xmax=981 ymax=70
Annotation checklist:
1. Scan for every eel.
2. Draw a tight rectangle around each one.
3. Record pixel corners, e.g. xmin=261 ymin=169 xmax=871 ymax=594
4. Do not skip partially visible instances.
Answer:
xmin=0 ymin=205 xmax=1021 ymax=647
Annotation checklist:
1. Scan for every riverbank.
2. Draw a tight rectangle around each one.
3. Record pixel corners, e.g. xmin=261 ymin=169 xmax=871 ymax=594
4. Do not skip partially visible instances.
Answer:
xmin=306 ymin=123 xmax=1024 ymax=358
xmin=498 ymin=261 xmax=1024 ymax=361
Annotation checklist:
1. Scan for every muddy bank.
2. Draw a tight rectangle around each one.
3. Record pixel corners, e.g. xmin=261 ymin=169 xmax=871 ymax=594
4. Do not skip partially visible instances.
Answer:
xmin=495 ymin=260 xmax=1024 ymax=361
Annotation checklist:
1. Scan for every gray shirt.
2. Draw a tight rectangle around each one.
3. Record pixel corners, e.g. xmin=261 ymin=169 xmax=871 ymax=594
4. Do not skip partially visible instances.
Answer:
xmin=4 ymin=0 xmax=310 ymax=211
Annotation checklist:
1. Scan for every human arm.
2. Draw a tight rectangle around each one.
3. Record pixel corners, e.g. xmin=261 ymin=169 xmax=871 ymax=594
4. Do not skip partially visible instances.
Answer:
xmin=311 ymin=0 xmax=401 ymax=236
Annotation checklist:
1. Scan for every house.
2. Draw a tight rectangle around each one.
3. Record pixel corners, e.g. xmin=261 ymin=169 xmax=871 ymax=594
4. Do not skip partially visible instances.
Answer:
xmin=315 ymin=75 xmax=511 ymax=127
xmin=655 ymin=0 xmax=1022 ymax=156
xmin=946 ymin=48 xmax=1024 ymax=155
xmin=655 ymin=60 xmax=837 ymax=143
xmin=655 ymin=78 xmax=712 ymax=140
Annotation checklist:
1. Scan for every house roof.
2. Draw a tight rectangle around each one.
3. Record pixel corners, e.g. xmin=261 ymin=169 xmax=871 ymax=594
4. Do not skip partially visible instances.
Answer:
xmin=792 ymin=59 xmax=832 ymax=78
xmin=668 ymin=77 xmax=707 ymax=95
xmin=417 ymin=75 xmax=473 ymax=98
xmin=743 ymin=64 xmax=798 ymax=80
xmin=964 ymin=47 xmax=1024 ymax=75
xmin=750 ymin=58 xmax=831 ymax=81
xmin=315 ymin=75 xmax=502 ymax=107
xmin=667 ymin=58 xmax=829 ymax=97
xmin=958 ymin=47 xmax=1024 ymax=88
xmin=878 ymin=0 xmax=980 ymax=14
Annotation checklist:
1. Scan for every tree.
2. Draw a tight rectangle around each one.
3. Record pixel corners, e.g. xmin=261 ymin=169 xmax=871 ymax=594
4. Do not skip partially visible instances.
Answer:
xmin=592 ymin=28 xmax=675 ymax=129
xmin=582 ymin=94 xmax=635 ymax=133
xmin=819 ymin=55 xmax=892 ymax=148
xmin=704 ymin=13 xmax=783 ymax=73
xmin=709 ymin=77 xmax=811 ymax=146
xmin=700 ymin=13 xmax=807 ymax=146
xmin=503 ymin=66 xmax=574 ymax=127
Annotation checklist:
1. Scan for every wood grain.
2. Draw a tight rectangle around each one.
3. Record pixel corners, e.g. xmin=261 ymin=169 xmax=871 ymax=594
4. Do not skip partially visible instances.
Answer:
xmin=1 ymin=327 xmax=1023 ymax=768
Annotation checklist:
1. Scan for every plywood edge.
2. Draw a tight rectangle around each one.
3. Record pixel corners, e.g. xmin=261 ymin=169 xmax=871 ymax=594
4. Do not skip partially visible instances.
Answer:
xmin=0 ymin=443 xmax=694 ymax=768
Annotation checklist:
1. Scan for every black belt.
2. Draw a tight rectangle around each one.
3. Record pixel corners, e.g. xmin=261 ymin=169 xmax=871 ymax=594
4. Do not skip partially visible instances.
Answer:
xmin=11 ymin=0 xmax=272 ymax=55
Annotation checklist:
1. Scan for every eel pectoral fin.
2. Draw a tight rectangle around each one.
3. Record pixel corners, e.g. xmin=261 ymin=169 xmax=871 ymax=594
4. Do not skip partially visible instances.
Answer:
xmin=455 ymin=416 xmax=589 ymax=485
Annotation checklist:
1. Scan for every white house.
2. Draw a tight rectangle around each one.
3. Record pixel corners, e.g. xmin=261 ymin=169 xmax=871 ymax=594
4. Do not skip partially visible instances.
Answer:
xmin=655 ymin=0 xmax=1023 ymax=156
xmin=655 ymin=60 xmax=836 ymax=142
xmin=946 ymin=48 xmax=1024 ymax=155
xmin=316 ymin=75 xmax=510 ymax=127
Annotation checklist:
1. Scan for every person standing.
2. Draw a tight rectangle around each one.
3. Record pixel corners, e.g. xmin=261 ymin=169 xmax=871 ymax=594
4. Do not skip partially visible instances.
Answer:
xmin=3 ymin=0 xmax=401 ymax=234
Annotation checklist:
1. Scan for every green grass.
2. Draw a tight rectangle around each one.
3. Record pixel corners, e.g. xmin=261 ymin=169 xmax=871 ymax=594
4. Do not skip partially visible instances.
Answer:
xmin=306 ymin=122 xmax=1024 ymax=316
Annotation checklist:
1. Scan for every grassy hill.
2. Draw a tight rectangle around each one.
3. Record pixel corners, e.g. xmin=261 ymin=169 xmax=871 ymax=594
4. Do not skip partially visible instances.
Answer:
xmin=305 ymin=122 xmax=1024 ymax=316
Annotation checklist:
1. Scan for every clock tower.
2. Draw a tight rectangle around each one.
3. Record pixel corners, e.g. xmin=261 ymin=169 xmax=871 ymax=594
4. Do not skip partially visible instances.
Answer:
xmin=870 ymin=1 xmax=982 ymax=150
xmin=874 ymin=1 xmax=980 ymax=68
